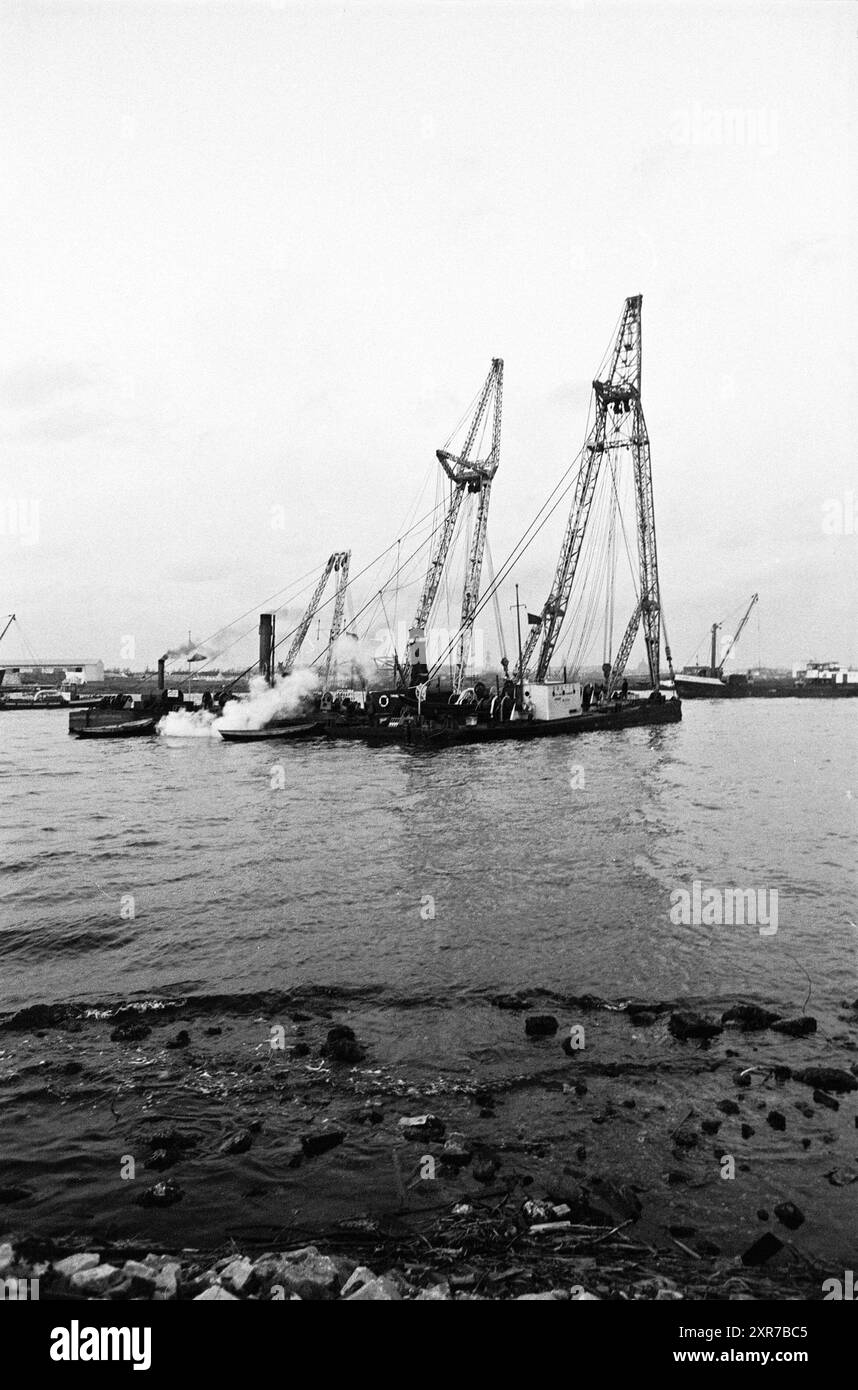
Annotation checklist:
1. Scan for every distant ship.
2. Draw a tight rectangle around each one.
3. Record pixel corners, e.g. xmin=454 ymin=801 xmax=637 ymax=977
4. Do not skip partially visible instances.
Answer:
xmin=662 ymin=590 xmax=858 ymax=698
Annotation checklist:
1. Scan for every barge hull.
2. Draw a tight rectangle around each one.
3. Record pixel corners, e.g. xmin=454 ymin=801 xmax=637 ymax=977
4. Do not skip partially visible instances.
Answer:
xmin=324 ymin=698 xmax=682 ymax=747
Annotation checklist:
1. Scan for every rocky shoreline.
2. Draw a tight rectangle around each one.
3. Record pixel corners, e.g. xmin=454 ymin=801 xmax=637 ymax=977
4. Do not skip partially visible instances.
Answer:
xmin=1 ymin=991 xmax=855 ymax=1297
xmin=0 ymin=1213 xmax=829 ymax=1301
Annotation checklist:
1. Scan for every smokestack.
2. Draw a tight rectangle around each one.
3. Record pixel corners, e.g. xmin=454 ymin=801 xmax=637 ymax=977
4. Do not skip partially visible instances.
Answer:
xmin=259 ymin=614 xmax=275 ymax=685
xmin=157 ymin=656 xmax=166 ymax=691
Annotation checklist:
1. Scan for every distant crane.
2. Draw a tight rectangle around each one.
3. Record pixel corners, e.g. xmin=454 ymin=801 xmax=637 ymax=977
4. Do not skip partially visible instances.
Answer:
xmin=399 ymin=359 xmax=503 ymax=691
xmin=278 ymin=551 xmax=351 ymax=681
xmin=710 ymin=592 xmax=759 ymax=675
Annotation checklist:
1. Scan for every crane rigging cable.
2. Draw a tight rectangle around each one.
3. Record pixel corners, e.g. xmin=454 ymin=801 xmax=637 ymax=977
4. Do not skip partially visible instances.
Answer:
xmin=232 ymin=502 xmax=458 ymax=691
xmin=209 ymin=498 xmax=454 ymax=691
xmin=422 ymin=438 xmax=589 ymax=685
xmin=425 ymin=296 xmax=666 ymax=694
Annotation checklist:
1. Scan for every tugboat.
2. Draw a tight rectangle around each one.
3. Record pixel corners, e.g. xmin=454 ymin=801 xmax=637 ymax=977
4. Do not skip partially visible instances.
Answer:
xmin=69 ymin=658 xmax=172 ymax=737
xmin=216 ymin=560 xmax=350 ymax=742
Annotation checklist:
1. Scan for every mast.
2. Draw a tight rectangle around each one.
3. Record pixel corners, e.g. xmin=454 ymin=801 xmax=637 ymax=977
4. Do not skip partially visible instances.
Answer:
xmin=709 ymin=622 xmax=720 ymax=677
xmin=400 ymin=359 xmax=503 ymax=689
xmin=514 ymin=584 xmax=524 ymax=706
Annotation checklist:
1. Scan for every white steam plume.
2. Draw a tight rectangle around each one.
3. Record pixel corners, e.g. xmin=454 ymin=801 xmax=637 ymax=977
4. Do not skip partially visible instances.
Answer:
xmin=157 ymin=667 xmax=321 ymax=737
xmin=326 ymin=633 xmax=374 ymax=686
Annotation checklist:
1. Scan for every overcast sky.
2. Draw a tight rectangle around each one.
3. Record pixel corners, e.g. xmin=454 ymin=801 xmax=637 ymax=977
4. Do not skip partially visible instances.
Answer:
xmin=1 ymin=0 xmax=855 ymax=673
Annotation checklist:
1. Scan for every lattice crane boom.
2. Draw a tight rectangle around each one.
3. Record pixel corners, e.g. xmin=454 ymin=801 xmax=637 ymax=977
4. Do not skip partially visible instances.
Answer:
xmin=453 ymin=360 xmax=503 ymax=690
xmin=518 ymin=296 xmax=665 ymax=693
xmin=718 ymin=592 xmax=759 ymax=671
xmin=518 ymin=299 xmax=643 ymax=682
xmin=400 ymin=359 xmax=503 ymax=689
xmin=280 ymin=552 xmax=349 ymax=673
xmin=322 ymin=551 xmax=351 ymax=688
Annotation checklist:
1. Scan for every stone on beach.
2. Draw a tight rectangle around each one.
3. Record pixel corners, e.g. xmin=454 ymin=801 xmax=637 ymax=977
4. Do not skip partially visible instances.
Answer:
xmin=525 ymin=1014 xmax=559 ymax=1037
xmin=221 ymin=1256 xmax=255 ymax=1294
xmin=741 ymin=1233 xmax=784 ymax=1266
xmin=492 ymin=993 xmax=531 ymax=1011
xmin=321 ymin=1026 xmax=366 ymax=1063
xmin=0 ymin=1242 xmax=14 ymax=1274
xmin=121 ymin=1260 xmax=160 ymax=1296
xmin=668 ymin=1011 xmax=722 ymax=1041
xmin=721 ymin=1004 xmax=781 ymax=1031
xmin=69 ymin=1263 xmax=124 ymax=1295
xmin=149 ymin=1258 xmax=181 ymax=1300
xmin=276 ymin=1247 xmax=342 ymax=1300
xmin=771 ymin=1016 xmax=817 ymax=1037
xmin=796 ymin=1066 xmax=857 ymax=1093
xmin=300 ymin=1128 xmax=346 ymax=1157
xmin=347 ymin=1274 xmax=402 ymax=1300
xmin=134 ymin=1178 xmax=184 ymax=1207
xmin=440 ymin=1133 xmax=472 ymax=1168
xmin=773 ymin=1201 xmax=804 ymax=1231
xmin=219 ymin=1128 xmax=253 ymax=1155
xmin=194 ymin=1285 xmax=239 ymax=1300
xmin=398 ymin=1114 xmax=445 ymax=1141
xmin=54 ymin=1252 xmax=101 ymax=1278
xmin=340 ymin=1265 xmax=376 ymax=1297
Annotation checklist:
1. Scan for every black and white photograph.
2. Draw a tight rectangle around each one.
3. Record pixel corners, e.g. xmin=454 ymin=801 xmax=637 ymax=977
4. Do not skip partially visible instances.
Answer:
xmin=0 ymin=0 xmax=855 ymax=1365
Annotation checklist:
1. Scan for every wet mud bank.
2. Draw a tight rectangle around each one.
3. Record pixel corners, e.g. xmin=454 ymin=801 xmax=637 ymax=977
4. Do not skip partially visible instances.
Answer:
xmin=1 ymin=987 xmax=856 ymax=1296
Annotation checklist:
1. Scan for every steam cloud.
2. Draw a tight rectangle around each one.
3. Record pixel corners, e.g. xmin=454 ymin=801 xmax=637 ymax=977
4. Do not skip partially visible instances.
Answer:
xmin=162 ymin=636 xmax=224 ymax=663
xmin=326 ymin=633 xmax=375 ymax=685
xmin=158 ymin=668 xmax=320 ymax=737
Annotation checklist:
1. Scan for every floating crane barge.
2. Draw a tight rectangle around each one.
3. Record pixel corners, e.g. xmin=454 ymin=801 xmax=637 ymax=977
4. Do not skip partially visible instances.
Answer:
xmin=325 ymin=295 xmax=681 ymax=747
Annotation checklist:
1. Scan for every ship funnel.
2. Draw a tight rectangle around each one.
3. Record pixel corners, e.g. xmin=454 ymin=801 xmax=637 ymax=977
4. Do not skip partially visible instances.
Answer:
xmin=259 ymin=614 xmax=276 ymax=685
xmin=157 ymin=656 xmax=166 ymax=691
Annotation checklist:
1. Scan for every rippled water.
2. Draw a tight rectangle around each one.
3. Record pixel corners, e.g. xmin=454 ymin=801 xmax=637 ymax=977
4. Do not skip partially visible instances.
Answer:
xmin=2 ymin=704 xmax=855 ymax=1014
xmin=0 ymin=703 xmax=855 ymax=1255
